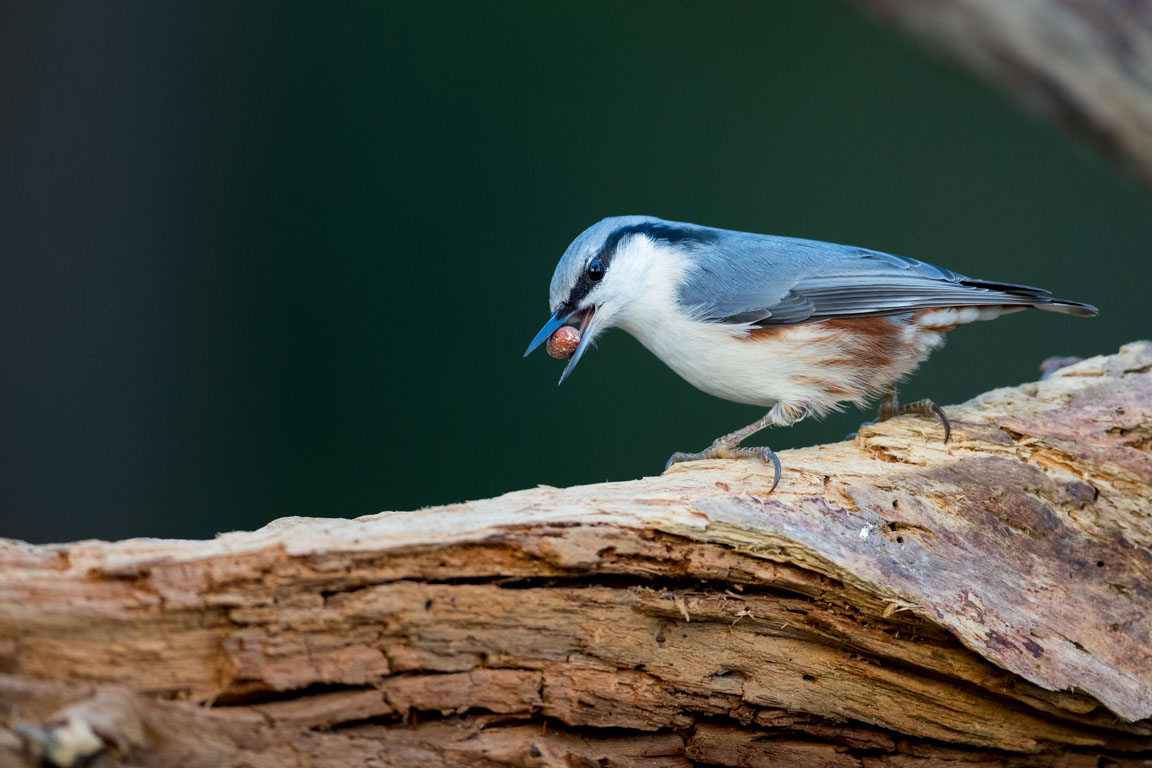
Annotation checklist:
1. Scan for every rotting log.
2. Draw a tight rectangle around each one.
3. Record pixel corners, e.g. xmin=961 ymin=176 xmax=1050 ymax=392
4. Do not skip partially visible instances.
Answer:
xmin=848 ymin=0 xmax=1152 ymax=186
xmin=1 ymin=341 xmax=1151 ymax=767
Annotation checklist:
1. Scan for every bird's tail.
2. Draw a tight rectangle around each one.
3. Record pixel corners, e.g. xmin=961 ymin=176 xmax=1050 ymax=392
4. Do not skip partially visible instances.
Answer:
xmin=960 ymin=279 xmax=1099 ymax=317
xmin=1031 ymin=298 xmax=1099 ymax=317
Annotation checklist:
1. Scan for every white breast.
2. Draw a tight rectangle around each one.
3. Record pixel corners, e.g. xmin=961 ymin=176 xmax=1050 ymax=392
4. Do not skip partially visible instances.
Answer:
xmin=601 ymin=238 xmax=948 ymax=415
xmin=618 ymin=311 xmax=868 ymax=410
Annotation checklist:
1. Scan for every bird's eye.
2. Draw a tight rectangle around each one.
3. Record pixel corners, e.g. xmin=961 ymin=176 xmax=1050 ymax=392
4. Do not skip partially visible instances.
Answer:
xmin=587 ymin=260 xmax=605 ymax=281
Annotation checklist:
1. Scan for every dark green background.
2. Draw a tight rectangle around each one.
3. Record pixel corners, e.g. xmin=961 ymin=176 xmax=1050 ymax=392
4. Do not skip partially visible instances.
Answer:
xmin=2 ymin=2 xmax=1149 ymax=543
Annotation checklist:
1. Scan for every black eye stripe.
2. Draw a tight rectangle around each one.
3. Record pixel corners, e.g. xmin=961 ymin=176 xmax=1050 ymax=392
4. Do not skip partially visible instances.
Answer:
xmin=563 ymin=221 xmax=717 ymax=308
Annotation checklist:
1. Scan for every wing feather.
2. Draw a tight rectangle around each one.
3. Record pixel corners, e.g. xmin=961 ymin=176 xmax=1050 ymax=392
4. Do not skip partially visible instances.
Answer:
xmin=672 ymin=229 xmax=1095 ymax=325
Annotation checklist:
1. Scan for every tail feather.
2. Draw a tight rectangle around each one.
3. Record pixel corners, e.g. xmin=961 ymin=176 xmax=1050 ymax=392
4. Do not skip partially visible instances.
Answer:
xmin=1032 ymin=297 xmax=1101 ymax=315
xmin=1032 ymin=298 xmax=1099 ymax=317
xmin=960 ymin=278 xmax=1097 ymax=317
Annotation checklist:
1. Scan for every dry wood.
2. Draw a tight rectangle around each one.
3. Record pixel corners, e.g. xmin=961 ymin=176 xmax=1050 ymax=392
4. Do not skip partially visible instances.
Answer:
xmin=849 ymin=0 xmax=1152 ymax=185
xmin=1 ymin=341 xmax=1151 ymax=767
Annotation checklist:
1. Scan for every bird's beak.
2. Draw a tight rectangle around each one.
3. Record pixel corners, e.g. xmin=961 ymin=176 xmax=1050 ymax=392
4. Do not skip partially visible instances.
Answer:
xmin=523 ymin=306 xmax=577 ymax=357
xmin=558 ymin=306 xmax=598 ymax=385
xmin=524 ymin=306 xmax=600 ymax=385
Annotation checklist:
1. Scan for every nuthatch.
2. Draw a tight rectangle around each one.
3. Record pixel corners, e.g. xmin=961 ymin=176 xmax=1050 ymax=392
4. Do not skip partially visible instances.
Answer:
xmin=524 ymin=216 xmax=1098 ymax=491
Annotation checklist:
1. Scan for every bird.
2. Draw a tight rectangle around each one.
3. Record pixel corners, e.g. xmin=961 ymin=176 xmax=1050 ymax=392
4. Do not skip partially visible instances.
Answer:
xmin=524 ymin=215 xmax=1098 ymax=491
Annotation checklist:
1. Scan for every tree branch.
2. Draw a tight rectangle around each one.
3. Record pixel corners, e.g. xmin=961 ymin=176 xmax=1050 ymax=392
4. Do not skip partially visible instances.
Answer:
xmin=2 ymin=342 xmax=1151 ymax=766
xmin=849 ymin=0 xmax=1152 ymax=185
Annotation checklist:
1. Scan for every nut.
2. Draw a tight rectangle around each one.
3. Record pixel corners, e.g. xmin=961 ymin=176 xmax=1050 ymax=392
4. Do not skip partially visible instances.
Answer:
xmin=546 ymin=326 xmax=581 ymax=359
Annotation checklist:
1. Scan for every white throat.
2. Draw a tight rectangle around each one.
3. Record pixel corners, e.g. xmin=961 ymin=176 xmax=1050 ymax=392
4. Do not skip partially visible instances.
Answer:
xmin=599 ymin=237 xmax=695 ymax=335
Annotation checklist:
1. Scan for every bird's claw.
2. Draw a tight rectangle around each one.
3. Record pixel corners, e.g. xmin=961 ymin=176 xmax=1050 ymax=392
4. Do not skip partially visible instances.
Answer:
xmin=865 ymin=396 xmax=951 ymax=443
xmin=664 ymin=440 xmax=737 ymax=470
xmin=664 ymin=442 xmax=782 ymax=493
xmin=664 ymin=451 xmax=700 ymax=471
xmin=926 ymin=401 xmax=951 ymax=443
xmin=736 ymin=446 xmax=782 ymax=493
xmin=895 ymin=399 xmax=950 ymax=443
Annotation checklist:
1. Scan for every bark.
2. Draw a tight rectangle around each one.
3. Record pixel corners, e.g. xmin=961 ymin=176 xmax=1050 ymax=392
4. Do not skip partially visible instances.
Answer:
xmin=1 ymin=341 xmax=1151 ymax=767
xmin=848 ymin=0 xmax=1152 ymax=185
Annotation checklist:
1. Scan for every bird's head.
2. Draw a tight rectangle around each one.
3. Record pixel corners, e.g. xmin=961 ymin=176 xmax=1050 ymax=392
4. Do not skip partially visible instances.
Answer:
xmin=524 ymin=215 xmax=711 ymax=383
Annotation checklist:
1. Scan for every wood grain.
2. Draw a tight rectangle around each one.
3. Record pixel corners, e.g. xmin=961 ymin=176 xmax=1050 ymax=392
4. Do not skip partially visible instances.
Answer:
xmin=2 ymin=342 xmax=1150 ymax=766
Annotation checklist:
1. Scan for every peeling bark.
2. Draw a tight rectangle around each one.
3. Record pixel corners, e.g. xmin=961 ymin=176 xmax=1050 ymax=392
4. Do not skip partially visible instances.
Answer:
xmin=1 ymin=342 xmax=1151 ymax=766
xmin=848 ymin=0 xmax=1152 ymax=185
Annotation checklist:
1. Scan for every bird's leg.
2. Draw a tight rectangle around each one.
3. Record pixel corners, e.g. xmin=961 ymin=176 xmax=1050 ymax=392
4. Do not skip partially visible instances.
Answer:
xmin=874 ymin=390 xmax=898 ymax=421
xmin=866 ymin=389 xmax=951 ymax=443
xmin=664 ymin=403 xmax=807 ymax=492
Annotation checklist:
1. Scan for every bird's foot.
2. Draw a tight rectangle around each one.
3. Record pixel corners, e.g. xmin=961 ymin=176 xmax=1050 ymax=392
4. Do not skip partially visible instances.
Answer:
xmin=870 ymin=397 xmax=951 ymax=443
xmin=664 ymin=441 xmax=782 ymax=492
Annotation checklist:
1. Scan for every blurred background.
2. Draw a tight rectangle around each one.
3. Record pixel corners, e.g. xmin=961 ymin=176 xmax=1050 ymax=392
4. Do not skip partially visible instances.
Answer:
xmin=2 ymin=1 xmax=1149 ymax=544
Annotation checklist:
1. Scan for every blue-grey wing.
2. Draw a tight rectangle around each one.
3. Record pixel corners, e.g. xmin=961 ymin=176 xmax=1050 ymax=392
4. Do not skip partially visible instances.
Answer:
xmin=675 ymin=231 xmax=1066 ymax=326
